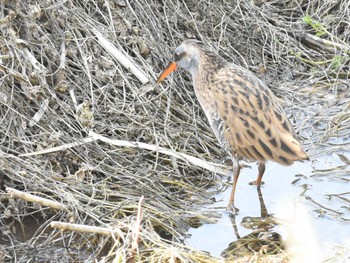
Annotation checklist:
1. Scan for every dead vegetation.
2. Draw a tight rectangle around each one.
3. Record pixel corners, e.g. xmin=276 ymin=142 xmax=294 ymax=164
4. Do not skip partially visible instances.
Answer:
xmin=0 ymin=0 xmax=349 ymax=262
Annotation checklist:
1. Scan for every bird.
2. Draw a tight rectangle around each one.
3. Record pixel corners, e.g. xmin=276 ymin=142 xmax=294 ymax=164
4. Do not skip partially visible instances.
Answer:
xmin=156 ymin=39 xmax=308 ymax=212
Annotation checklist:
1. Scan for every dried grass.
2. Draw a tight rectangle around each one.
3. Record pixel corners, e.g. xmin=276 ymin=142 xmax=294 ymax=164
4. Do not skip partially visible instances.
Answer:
xmin=0 ymin=0 xmax=349 ymax=262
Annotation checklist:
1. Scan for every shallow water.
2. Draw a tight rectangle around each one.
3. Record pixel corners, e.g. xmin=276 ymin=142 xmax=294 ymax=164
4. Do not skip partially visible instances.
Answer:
xmin=186 ymin=150 xmax=350 ymax=259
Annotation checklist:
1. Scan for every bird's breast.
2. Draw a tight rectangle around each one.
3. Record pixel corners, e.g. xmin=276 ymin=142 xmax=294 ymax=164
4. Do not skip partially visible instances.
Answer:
xmin=193 ymin=85 xmax=234 ymax=156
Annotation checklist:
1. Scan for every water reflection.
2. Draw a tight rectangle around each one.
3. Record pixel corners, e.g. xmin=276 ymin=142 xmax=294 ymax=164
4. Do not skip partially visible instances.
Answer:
xmin=187 ymin=152 xmax=350 ymax=259
xmin=221 ymin=187 xmax=284 ymax=259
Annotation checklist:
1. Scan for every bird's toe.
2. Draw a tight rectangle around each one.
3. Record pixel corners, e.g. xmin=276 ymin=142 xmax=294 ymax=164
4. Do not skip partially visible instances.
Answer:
xmin=226 ymin=203 xmax=239 ymax=215
xmin=249 ymin=180 xmax=265 ymax=186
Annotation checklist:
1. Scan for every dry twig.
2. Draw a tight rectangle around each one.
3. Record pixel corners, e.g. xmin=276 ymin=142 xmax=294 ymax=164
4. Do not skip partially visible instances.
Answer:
xmin=6 ymin=187 xmax=67 ymax=211
xmin=93 ymin=29 xmax=149 ymax=84
xmin=129 ymin=195 xmax=144 ymax=262
xmin=50 ymin=221 xmax=124 ymax=238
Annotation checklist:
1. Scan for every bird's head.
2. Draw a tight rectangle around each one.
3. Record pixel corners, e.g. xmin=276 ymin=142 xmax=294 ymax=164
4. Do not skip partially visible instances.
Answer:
xmin=157 ymin=40 xmax=201 ymax=83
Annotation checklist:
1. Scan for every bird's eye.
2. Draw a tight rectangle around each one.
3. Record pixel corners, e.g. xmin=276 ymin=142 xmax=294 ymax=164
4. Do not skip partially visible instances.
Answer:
xmin=174 ymin=52 xmax=185 ymax=61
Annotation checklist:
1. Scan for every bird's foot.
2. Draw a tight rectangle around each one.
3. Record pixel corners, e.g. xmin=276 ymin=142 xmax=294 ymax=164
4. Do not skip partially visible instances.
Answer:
xmin=226 ymin=203 xmax=239 ymax=215
xmin=249 ymin=180 xmax=265 ymax=186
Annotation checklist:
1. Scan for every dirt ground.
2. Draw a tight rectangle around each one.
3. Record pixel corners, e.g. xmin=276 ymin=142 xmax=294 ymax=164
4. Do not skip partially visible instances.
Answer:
xmin=0 ymin=0 xmax=349 ymax=262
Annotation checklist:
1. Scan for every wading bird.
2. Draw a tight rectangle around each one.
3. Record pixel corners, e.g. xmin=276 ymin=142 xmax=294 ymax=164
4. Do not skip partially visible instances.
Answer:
xmin=157 ymin=40 xmax=308 ymax=212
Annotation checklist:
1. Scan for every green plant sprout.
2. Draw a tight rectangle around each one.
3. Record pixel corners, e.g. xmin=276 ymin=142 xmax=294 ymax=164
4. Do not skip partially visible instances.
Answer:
xmin=302 ymin=15 xmax=328 ymax=37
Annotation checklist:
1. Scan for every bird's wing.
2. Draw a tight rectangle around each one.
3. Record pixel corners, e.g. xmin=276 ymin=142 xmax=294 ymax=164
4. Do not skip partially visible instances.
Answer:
xmin=208 ymin=66 xmax=307 ymax=165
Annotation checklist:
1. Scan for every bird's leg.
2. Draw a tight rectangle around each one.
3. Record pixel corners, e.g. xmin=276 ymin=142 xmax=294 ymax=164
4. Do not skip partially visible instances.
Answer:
xmin=249 ymin=162 xmax=266 ymax=186
xmin=257 ymin=186 xmax=268 ymax=218
xmin=227 ymin=158 xmax=240 ymax=213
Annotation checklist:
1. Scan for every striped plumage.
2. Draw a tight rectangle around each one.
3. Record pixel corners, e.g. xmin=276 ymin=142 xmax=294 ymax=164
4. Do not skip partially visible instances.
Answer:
xmin=157 ymin=39 xmax=308 ymax=211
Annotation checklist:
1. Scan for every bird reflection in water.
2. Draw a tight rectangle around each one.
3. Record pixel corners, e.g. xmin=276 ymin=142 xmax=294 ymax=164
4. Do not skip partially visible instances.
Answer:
xmin=221 ymin=187 xmax=284 ymax=259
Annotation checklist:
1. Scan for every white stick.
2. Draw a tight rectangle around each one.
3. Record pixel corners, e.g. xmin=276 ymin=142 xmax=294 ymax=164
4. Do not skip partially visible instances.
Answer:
xmin=7 ymin=187 xmax=67 ymax=211
xmin=19 ymin=136 xmax=95 ymax=157
xmin=93 ymin=29 xmax=149 ymax=84
xmin=22 ymin=48 xmax=48 ymax=74
xmin=89 ymin=131 xmax=230 ymax=176
xmin=50 ymin=221 xmax=124 ymax=237
xmin=19 ymin=130 xmax=231 ymax=176
xmin=29 ymin=99 xmax=49 ymax=127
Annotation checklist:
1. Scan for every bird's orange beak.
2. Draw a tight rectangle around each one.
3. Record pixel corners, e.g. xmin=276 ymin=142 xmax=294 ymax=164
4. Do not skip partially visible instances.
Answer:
xmin=156 ymin=62 xmax=177 ymax=84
